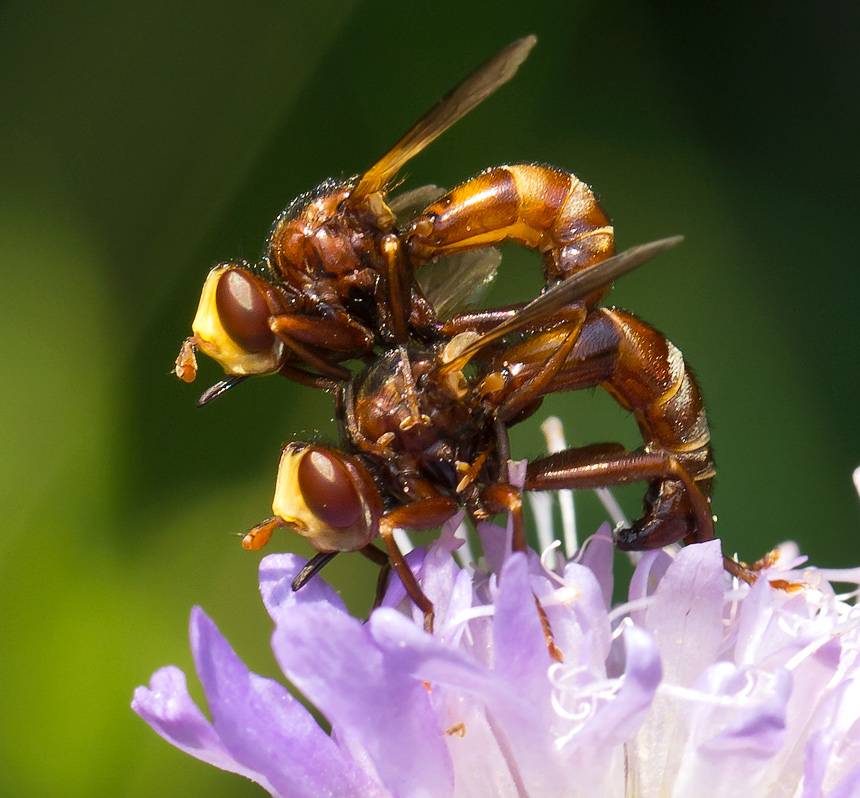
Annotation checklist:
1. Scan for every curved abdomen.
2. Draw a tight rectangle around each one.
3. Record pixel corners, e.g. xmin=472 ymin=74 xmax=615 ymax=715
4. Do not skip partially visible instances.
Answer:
xmin=406 ymin=164 xmax=615 ymax=303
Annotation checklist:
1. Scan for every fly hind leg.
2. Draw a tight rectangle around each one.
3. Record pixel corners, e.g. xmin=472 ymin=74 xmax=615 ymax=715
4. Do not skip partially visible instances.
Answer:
xmin=524 ymin=444 xmax=715 ymax=552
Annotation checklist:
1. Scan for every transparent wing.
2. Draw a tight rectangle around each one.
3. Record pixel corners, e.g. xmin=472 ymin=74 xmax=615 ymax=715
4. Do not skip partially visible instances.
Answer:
xmin=352 ymin=36 xmax=536 ymax=200
xmin=417 ymin=248 xmax=501 ymax=320
xmin=390 ymin=184 xmax=500 ymax=319
xmin=389 ymin=184 xmax=445 ymax=223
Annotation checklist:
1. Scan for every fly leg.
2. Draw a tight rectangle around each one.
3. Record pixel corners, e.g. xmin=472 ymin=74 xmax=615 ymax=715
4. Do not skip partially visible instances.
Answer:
xmin=525 ymin=444 xmax=715 ymax=550
xmin=377 ymin=498 xmax=459 ymax=633
xmin=358 ymin=544 xmax=393 ymax=614
xmin=268 ymin=319 xmax=354 ymax=381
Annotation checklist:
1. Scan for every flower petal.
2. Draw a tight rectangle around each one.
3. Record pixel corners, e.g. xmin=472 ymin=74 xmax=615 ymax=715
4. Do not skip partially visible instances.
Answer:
xmin=632 ymin=540 xmax=725 ymax=794
xmin=551 ymin=625 xmax=660 ymax=796
xmin=647 ymin=540 xmax=725 ymax=685
xmin=671 ymin=664 xmax=790 ymax=797
xmin=552 ymin=561 xmax=612 ymax=672
xmin=190 ymin=606 xmax=382 ymax=798
xmin=627 ymin=548 xmax=673 ymax=627
xmin=803 ymin=729 xmax=834 ymax=798
xmin=132 ymin=665 xmax=282 ymax=797
xmin=799 ymin=676 xmax=860 ymax=798
xmin=267 ymin=566 xmax=454 ymax=798
xmin=576 ymin=522 xmax=614 ymax=609
xmin=370 ymin=606 xmax=573 ymax=798
xmin=258 ymin=552 xmax=348 ymax=626
xmin=827 ymin=765 xmax=860 ymax=798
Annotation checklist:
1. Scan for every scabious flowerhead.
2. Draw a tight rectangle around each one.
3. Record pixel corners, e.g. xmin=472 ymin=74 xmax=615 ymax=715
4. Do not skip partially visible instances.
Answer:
xmin=134 ymin=474 xmax=860 ymax=797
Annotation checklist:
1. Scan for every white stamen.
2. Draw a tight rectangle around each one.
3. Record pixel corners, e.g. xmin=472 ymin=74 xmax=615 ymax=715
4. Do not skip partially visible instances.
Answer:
xmin=548 ymin=662 xmax=625 ymax=748
xmin=658 ymin=668 xmax=778 ymax=709
xmin=451 ymin=517 xmax=475 ymax=573
xmin=538 ymin=539 xmax=566 ymax=580
xmin=445 ymin=604 xmax=496 ymax=633
xmin=541 ymin=417 xmax=578 ymax=556
xmin=608 ymin=598 xmax=656 ymax=628
xmin=393 ymin=527 xmax=414 ymax=555
xmin=529 ymin=490 xmax=560 ymax=571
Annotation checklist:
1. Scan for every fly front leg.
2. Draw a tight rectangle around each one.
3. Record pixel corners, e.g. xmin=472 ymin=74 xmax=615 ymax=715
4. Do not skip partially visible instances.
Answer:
xmin=377 ymin=497 xmax=459 ymax=633
xmin=405 ymin=164 xmax=615 ymax=303
xmin=358 ymin=543 xmax=393 ymax=614
xmin=268 ymin=311 xmax=374 ymax=355
xmin=269 ymin=316 xmax=356 ymax=381
xmin=377 ymin=233 xmax=411 ymax=345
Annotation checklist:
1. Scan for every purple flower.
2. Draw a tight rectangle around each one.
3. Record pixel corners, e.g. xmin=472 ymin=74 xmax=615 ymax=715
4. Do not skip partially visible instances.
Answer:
xmin=134 ymin=485 xmax=860 ymax=797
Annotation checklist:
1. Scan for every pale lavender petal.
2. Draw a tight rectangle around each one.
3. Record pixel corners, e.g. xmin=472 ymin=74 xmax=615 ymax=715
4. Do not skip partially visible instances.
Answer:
xmin=132 ymin=666 xmax=281 ymax=797
xmin=672 ymin=664 xmax=790 ymax=797
xmin=259 ymin=552 xmax=348 ymax=626
xmin=802 ymin=729 xmax=833 ymax=798
xmin=468 ymin=552 xmax=577 ymax=795
xmin=733 ymin=575 xmax=779 ymax=666
xmin=789 ymin=672 xmax=860 ymax=798
xmin=576 ymin=522 xmax=614 ymax=609
xmin=379 ymin=546 xmax=426 ymax=617
xmin=595 ymin=625 xmax=662 ymax=743
xmin=767 ymin=637 xmax=844 ymax=788
xmin=493 ymin=553 xmax=555 ymax=713
xmin=646 ymin=540 xmax=725 ymax=686
xmin=366 ymin=608 xmax=521 ymax=797
xmin=369 ymin=607 xmax=509 ymax=697
xmin=267 ymin=562 xmax=453 ymax=798
xmin=190 ymin=607 xmax=383 ymax=798
xmin=828 ymin=765 xmax=860 ymax=798
xmin=507 ymin=459 xmax=528 ymax=488
xmin=634 ymin=540 xmax=725 ymax=794
xmin=476 ymin=518 xmax=512 ymax=576
xmin=553 ymin=561 xmax=612 ymax=671
xmin=369 ymin=607 xmax=572 ymax=798
xmin=421 ymin=529 xmax=464 ymax=628
xmin=627 ymin=548 xmax=673 ymax=627
xmin=436 ymin=565 xmax=482 ymax=652
xmin=552 ymin=626 xmax=660 ymax=796
xmin=434 ymin=692 xmax=522 ymax=798
xmin=817 ymin=677 xmax=860 ymax=789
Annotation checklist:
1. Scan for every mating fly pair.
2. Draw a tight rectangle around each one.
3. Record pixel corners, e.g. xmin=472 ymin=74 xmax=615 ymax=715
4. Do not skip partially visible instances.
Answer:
xmin=175 ymin=36 xmax=724 ymax=633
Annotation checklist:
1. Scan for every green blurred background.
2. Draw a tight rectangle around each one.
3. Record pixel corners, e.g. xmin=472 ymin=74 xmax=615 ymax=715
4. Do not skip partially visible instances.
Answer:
xmin=2 ymin=1 xmax=858 ymax=795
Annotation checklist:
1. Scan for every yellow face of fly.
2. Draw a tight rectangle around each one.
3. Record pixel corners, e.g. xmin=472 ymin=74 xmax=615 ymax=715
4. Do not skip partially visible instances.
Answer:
xmin=271 ymin=443 xmax=380 ymax=553
xmin=189 ymin=265 xmax=285 ymax=376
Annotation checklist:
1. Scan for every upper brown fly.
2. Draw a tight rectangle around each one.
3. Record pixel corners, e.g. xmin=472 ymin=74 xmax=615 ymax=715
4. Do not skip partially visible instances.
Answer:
xmin=176 ymin=35 xmax=614 ymax=405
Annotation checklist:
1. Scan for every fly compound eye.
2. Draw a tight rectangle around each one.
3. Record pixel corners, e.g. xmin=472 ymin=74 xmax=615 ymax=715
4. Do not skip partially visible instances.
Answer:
xmin=215 ymin=268 xmax=276 ymax=353
xmin=190 ymin=263 xmax=285 ymax=376
xmin=271 ymin=444 xmax=380 ymax=552
xmin=298 ymin=449 xmax=362 ymax=529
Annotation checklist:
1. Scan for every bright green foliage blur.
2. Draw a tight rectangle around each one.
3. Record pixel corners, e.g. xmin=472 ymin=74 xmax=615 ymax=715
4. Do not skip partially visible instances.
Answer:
xmin=1 ymin=2 xmax=858 ymax=796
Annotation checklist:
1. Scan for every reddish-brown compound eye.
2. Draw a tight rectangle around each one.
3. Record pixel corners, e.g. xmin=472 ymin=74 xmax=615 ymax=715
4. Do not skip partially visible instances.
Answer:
xmin=215 ymin=269 xmax=275 ymax=353
xmin=298 ymin=449 xmax=362 ymax=529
